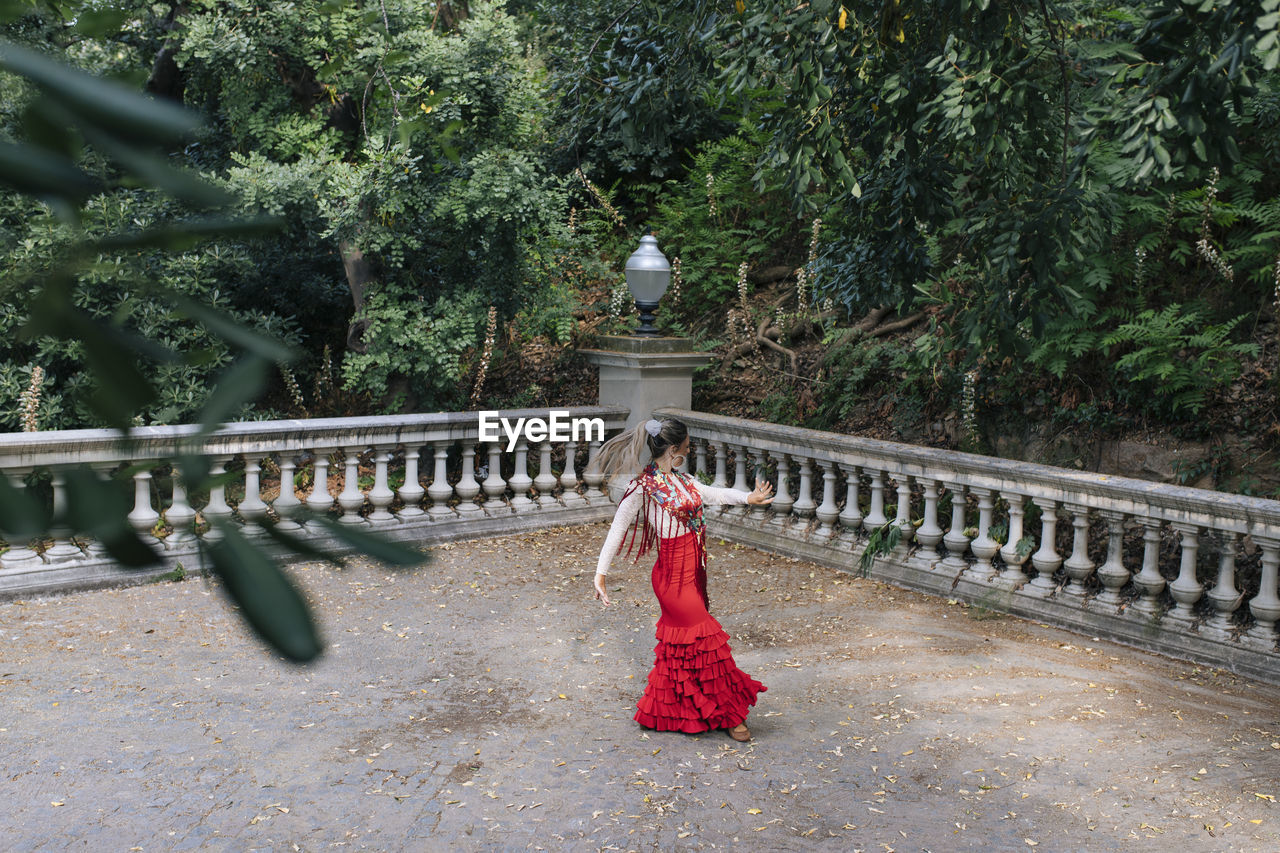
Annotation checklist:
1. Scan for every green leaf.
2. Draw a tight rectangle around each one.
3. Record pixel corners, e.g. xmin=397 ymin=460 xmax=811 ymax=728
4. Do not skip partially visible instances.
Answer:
xmin=166 ymin=294 xmax=298 ymax=363
xmin=85 ymin=127 xmax=234 ymax=208
xmin=0 ymin=474 xmax=48 ymax=539
xmin=0 ymin=40 xmax=200 ymax=146
xmin=24 ymin=296 xmax=161 ymax=428
xmin=206 ymin=524 xmax=323 ymax=663
xmin=257 ymin=520 xmax=348 ymax=566
xmin=0 ymin=138 xmax=100 ymax=202
xmin=196 ymin=356 xmax=270 ymax=433
xmin=310 ymin=515 xmax=428 ymax=568
xmin=61 ymin=467 xmax=163 ymax=568
xmin=93 ymin=215 xmax=284 ymax=253
xmin=72 ymin=7 xmax=129 ymax=37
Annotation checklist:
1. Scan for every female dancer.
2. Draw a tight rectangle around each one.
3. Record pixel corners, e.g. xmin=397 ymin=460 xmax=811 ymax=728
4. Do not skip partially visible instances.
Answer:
xmin=588 ymin=416 xmax=773 ymax=741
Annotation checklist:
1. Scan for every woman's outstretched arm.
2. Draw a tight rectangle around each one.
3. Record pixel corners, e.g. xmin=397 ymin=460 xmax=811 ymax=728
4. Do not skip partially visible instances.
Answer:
xmin=691 ymin=476 xmax=774 ymax=506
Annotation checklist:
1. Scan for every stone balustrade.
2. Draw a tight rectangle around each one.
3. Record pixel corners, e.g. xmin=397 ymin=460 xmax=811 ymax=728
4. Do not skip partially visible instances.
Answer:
xmin=0 ymin=407 xmax=628 ymax=597
xmin=656 ymin=407 xmax=1280 ymax=685
xmin=9 ymin=401 xmax=1280 ymax=684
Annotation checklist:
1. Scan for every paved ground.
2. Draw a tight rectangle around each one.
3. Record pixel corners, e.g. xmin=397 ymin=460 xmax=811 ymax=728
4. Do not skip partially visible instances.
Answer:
xmin=4 ymin=523 xmax=1280 ymax=852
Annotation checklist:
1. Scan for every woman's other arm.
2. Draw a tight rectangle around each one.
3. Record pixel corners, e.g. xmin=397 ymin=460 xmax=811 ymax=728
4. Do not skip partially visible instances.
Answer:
xmin=595 ymin=483 xmax=643 ymax=577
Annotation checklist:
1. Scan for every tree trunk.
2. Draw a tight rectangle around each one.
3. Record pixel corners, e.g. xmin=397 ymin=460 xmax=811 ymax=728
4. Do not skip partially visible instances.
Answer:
xmin=145 ymin=4 xmax=187 ymax=103
xmin=340 ymin=240 xmax=375 ymax=353
xmin=437 ymin=2 xmax=470 ymax=29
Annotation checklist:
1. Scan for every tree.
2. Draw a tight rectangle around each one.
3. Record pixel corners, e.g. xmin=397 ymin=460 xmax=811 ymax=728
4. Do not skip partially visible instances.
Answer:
xmin=0 ymin=35 xmax=424 ymax=663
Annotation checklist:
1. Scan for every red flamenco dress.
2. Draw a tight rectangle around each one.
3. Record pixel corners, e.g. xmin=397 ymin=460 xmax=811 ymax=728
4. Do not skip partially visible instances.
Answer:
xmin=596 ymin=462 xmax=766 ymax=733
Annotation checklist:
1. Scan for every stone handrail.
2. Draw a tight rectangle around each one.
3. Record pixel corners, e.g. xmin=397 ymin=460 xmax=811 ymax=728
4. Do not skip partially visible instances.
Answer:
xmin=0 ymin=406 xmax=629 ymax=596
xmin=658 ymin=407 xmax=1280 ymax=684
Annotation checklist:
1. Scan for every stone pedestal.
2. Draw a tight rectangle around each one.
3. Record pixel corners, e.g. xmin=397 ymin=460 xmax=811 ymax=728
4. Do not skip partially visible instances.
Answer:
xmin=580 ymin=335 xmax=712 ymax=431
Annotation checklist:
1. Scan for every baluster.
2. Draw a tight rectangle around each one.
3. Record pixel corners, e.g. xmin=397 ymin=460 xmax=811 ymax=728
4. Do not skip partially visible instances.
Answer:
xmin=1094 ymin=511 xmax=1129 ymax=606
xmin=838 ymin=464 xmax=863 ymax=543
xmin=1130 ymin=520 xmax=1166 ymax=616
xmin=272 ymin=455 xmax=303 ymax=534
xmin=792 ymin=457 xmax=817 ymax=528
xmin=304 ymin=449 xmax=335 ymax=528
xmin=203 ymin=457 xmax=235 ymax=540
xmin=1204 ymin=532 xmax=1241 ymax=639
xmin=966 ymin=488 xmax=998 ymax=581
xmin=996 ymin=493 xmax=1029 ymax=589
xmin=534 ymin=440 xmax=559 ymax=508
xmin=1024 ymin=499 xmax=1061 ymax=597
xmin=1 ymin=471 xmax=43 ymax=570
xmin=81 ymin=464 xmax=115 ymax=559
xmin=397 ymin=444 xmax=426 ymax=518
xmin=768 ymin=452 xmax=793 ymax=527
xmin=712 ymin=442 xmax=728 ymax=487
xmin=727 ymin=445 xmax=750 ymax=516
xmin=582 ymin=439 xmax=604 ymax=502
xmin=863 ymin=469 xmax=888 ymax=532
xmin=237 ymin=455 xmax=269 ymax=534
xmin=482 ymin=443 xmax=511 ymax=513
xmin=45 ymin=471 xmax=84 ymax=563
xmin=128 ymin=467 xmax=161 ymax=545
xmin=164 ymin=466 xmax=199 ymax=548
xmin=559 ymin=441 xmax=585 ymax=506
xmin=915 ymin=478 xmax=943 ymax=562
xmin=428 ymin=440 xmax=456 ymax=518
xmin=455 ymin=442 xmax=484 ymax=515
xmin=748 ymin=448 xmax=769 ymax=524
xmin=892 ymin=477 xmax=912 ymax=549
xmin=336 ymin=448 xmax=366 ymax=524
xmin=814 ymin=461 xmax=839 ymax=538
xmin=1062 ymin=504 xmax=1095 ymax=597
xmin=367 ymin=446 xmax=396 ymax=523
xmin=1246 ymin=536 xmax=1280 ymax=645
xmin=1166 ymin=523 xmax=1203 ymax=624
xmin=718 ymin=444 xmax=744 ymax=517
xmin=694 ymin=439 xmax=708 ymax=480
xmin=941 ymin=482 xmax=970 ymax=574
xmin=507 ymin=438 xmax=535 ymax=511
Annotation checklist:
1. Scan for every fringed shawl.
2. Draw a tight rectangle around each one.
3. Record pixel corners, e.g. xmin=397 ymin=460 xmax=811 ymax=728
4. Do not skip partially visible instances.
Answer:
xmin=617 ymin=461 xmax=710 ymax=608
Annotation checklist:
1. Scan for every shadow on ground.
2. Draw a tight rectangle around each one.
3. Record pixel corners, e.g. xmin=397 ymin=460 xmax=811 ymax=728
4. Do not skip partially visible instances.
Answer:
xmin=3 ymin=524 xmax=1280 ymax=852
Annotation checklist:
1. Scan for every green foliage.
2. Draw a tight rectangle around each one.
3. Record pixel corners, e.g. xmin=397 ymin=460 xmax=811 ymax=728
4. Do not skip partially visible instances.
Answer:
xmin=725 ymin=0 xmax=1280 ymax=368
xmin=1102 ymin=306 xmax=1258 ymax=417
xmin=536 ymin=0 xmax=735 ymax=182
xmin=648 ymin=132 xmax=800 ymax=318
xmin=176 ymin=0 xmax=567 ymax=409
xmin=341 ymin=285 xmax=486 ymax=410
xmin=513 ymin=276 xmax=579 ymax=344
xmin=858 ymin=522 xmax=901 ymax=577
xmin=0 ymin=23 xmax=427 ymax=668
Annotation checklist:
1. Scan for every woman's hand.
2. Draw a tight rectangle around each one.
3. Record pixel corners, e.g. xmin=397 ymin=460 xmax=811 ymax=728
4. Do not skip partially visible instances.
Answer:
xmin=747 ymin=477 xmax=775 ymax=505
xmin=593 ymin=572 xmax=611 ymax=607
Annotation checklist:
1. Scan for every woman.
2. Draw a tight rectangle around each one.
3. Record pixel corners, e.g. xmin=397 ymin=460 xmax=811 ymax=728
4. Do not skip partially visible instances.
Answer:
xmin=588 ymin=416 xmax=773 ymax=742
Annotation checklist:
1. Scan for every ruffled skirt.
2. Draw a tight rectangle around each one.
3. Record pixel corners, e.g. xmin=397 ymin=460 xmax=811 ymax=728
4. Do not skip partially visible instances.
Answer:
xmin=633 ymin=532 xmax=766 ymax=733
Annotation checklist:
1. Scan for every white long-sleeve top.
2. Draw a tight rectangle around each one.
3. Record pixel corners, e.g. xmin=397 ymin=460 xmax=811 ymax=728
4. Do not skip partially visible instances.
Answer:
xmin=595 ymin=473 xmax=750 ymax=576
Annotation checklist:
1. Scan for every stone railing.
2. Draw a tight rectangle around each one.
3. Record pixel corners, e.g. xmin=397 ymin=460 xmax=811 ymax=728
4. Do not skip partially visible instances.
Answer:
xmin=658 ymin=407 xmax=1280 ymax=684
xmin=0 ymin=407 xmax=629 ymax=597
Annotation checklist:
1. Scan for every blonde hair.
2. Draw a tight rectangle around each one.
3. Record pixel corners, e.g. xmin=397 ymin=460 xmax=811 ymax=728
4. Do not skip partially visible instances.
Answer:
xmin=586 ymin=416 xmax=689 ymax=487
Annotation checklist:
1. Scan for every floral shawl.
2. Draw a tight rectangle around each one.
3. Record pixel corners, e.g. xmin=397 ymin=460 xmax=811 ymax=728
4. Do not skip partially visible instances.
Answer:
xmin=617 ymin=461 xmax=710 ymax=608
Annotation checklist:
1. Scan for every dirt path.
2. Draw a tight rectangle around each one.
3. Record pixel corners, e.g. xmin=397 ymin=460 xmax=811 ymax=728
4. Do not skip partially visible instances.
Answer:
xmin=2 ymin=524 xmax=1279 ymax=851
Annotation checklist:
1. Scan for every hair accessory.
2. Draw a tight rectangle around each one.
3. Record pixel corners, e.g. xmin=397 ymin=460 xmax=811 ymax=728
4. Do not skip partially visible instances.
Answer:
xmin=645 ymin=418 xmax=662 ymax=437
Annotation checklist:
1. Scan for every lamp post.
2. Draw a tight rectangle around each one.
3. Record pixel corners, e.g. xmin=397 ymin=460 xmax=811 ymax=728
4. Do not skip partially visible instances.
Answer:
xmin=624 ymin=234 xmax=670 ymax=337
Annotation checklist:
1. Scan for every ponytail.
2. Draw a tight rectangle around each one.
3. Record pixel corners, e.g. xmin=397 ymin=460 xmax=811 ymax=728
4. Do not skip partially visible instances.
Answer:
xmin=585 ymin=414 xmax=689 ymax=487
